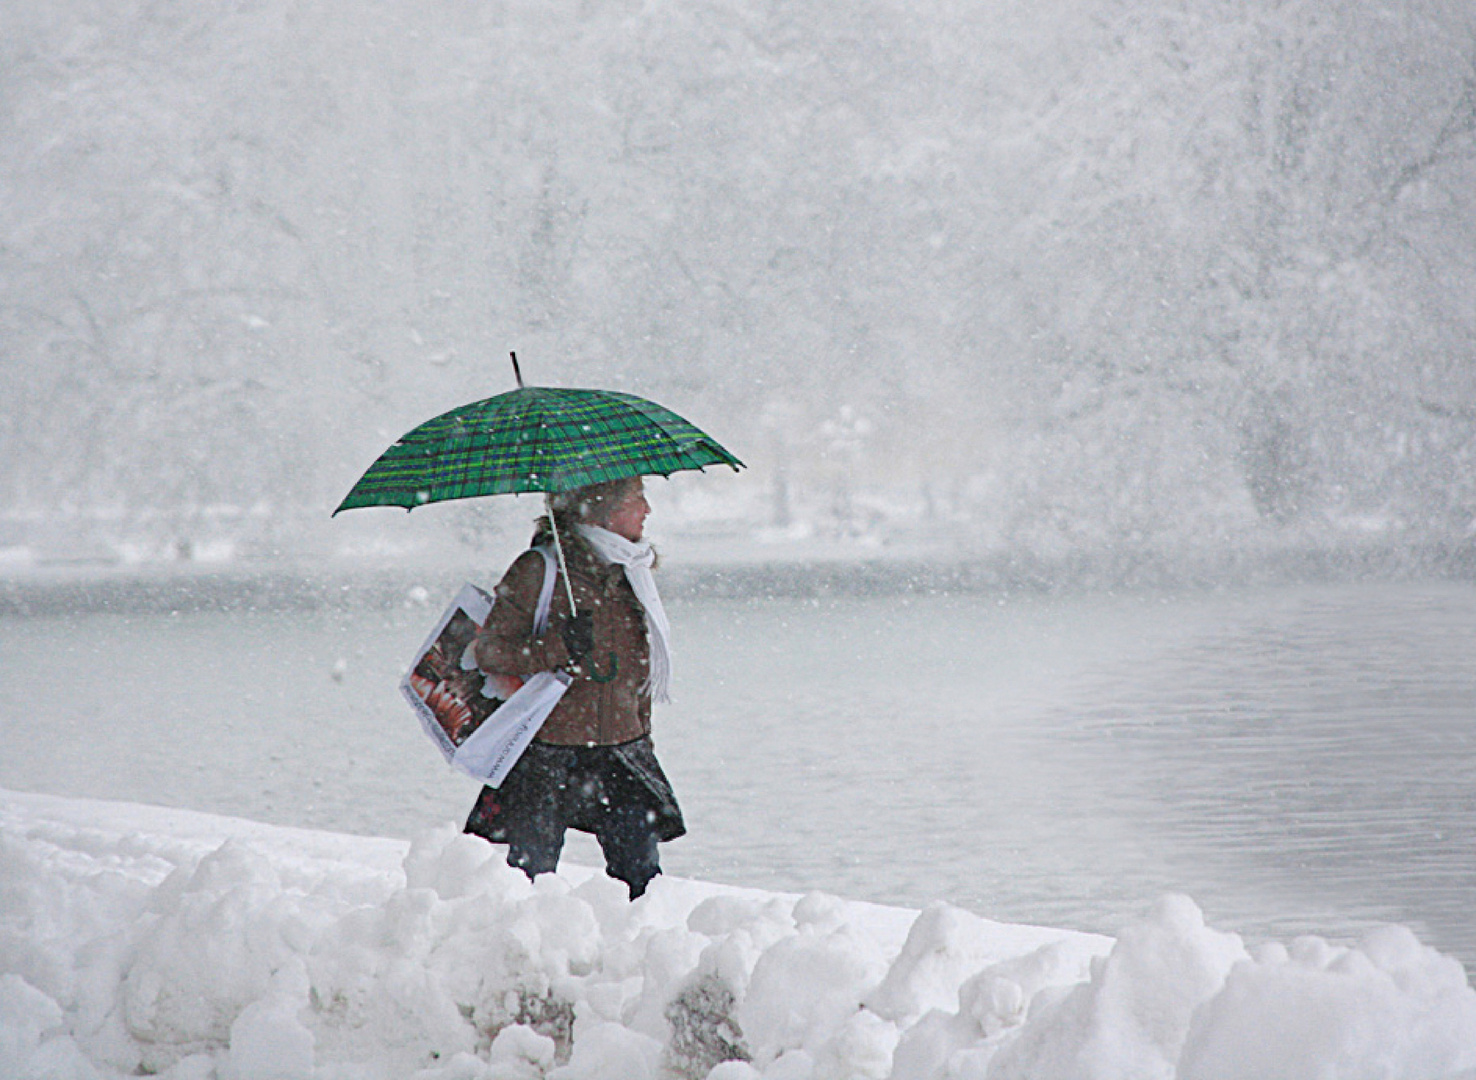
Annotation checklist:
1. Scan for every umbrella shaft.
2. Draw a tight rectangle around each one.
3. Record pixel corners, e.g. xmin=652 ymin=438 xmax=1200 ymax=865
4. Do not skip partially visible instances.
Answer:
xmin=544 ymin=494 xmax=579 ymax=615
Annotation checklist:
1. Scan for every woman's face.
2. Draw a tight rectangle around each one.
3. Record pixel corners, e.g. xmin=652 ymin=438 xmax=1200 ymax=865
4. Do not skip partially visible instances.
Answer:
xmin=602 ymin=481 xmax=650 ymax=542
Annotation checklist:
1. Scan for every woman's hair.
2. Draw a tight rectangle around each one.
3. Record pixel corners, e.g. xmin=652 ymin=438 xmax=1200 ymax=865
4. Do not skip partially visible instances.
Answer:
xmin=547 ymin=477 xmax=641 ymax=524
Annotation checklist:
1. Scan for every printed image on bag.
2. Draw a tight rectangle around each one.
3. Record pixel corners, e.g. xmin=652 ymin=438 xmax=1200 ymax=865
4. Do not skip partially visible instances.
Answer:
xmin=404 ymin=586 xmax=524 ymax=750
xmin=401 ymin=546 xmax=561 ymax=770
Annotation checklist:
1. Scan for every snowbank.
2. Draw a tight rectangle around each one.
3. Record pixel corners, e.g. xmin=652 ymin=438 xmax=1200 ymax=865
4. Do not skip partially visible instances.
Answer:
xmin=3 ymin=790 xmax=1474 ymax=1080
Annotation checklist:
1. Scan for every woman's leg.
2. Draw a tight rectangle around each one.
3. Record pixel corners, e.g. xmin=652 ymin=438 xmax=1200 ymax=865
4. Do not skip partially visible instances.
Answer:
xmin=497 ymin=744 xmax=570 ymax=880
xmin=596 ymin=803 xmax=661 ymax=898
xmin=506 ymin=813 xmax=565 ymax=879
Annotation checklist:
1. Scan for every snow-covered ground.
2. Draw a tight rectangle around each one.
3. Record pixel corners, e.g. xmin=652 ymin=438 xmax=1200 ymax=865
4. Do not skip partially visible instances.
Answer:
xmin=5 ymin=788 xmax=1476 ymax=1080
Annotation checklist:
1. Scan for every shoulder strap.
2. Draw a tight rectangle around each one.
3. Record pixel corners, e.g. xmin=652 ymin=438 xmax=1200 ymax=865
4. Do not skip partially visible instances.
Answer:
xmin=531 ymin=543 xmax=558 ymax=636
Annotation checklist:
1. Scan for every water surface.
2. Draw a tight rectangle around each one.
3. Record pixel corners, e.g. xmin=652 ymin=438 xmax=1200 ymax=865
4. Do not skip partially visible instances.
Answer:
xmin=4 ymin=579 xmax=1472 ymax=970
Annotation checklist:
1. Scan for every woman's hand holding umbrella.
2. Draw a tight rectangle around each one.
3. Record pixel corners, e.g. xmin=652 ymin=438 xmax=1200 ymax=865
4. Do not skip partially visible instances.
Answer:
xmin=560 ymin=611 xmax=595 ymax=665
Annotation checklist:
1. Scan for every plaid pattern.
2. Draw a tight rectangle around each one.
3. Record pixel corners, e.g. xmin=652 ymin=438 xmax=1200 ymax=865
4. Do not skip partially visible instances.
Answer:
xmin=335 ymin=387 xmax=743 ymax=513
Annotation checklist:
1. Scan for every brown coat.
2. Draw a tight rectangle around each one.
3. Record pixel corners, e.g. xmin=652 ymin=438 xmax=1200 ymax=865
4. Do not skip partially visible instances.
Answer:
xmin=473 ymin=527 xmax=653 ymax=747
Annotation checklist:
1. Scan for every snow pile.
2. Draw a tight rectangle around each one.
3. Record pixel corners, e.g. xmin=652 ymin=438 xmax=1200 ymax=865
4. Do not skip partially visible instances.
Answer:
xmin=901 ymin=895 xmax=1476 ymax=1080
xmin=3 ymin=790 xmax=1476 ymax=1080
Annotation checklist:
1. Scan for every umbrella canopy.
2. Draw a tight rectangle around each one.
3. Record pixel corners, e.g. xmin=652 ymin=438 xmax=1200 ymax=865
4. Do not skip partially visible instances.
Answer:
xmin=334 ymin=385 xmax=743 ymax=515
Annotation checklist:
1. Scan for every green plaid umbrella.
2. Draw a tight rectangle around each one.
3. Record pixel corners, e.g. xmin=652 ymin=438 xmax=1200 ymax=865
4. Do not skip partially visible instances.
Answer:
xmin=334 ymin=384 xmax=743 ymax=515
xmin=335 ymin=369 xmax=742 ymax=612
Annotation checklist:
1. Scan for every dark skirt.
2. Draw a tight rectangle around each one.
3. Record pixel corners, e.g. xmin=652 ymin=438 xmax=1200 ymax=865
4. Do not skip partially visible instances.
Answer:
xmin=464 ymin=735 xmax=686 ymax=846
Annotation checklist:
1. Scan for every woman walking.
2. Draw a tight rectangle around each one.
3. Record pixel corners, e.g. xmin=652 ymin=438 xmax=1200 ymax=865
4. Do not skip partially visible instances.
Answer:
xmin=463 ymin=476 xmax=684 ymax=898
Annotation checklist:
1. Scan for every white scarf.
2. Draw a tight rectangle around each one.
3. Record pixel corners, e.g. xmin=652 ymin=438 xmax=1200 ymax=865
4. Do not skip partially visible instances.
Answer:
xmin=574 ymin=524 xmax=672 ymax=703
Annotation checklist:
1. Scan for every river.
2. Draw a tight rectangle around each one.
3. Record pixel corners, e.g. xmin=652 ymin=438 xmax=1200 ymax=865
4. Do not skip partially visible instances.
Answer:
xmin=3 ymin=575 xmax=1473 ymax=972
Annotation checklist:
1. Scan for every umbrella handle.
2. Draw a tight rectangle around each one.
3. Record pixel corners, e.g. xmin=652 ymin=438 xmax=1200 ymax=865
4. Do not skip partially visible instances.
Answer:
xmin=544 ymin=494 xmax=578 ymax=616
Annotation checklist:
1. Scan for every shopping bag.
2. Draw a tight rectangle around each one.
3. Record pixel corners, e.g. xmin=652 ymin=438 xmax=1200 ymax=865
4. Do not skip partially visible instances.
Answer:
xmin=400 ymin=546 xmax=564 ymax=780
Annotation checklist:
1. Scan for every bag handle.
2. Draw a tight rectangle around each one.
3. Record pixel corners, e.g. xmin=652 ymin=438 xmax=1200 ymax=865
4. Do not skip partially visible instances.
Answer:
xmin=531 ymin=543 xmax=558 ymax=637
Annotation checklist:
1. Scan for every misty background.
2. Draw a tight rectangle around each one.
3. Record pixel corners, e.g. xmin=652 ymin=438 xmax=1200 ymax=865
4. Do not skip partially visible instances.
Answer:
xmin=4 ymin=0 xmax=1476 ymax=580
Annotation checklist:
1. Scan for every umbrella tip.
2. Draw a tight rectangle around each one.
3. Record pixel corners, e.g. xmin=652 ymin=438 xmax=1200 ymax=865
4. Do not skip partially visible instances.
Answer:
xmin=510 ymin=351 xmax=524 ymax=389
